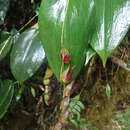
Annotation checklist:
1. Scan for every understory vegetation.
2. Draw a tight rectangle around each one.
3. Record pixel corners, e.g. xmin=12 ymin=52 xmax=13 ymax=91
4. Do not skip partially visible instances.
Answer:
xmin=0 ymin=0 xmax=130 ymax=130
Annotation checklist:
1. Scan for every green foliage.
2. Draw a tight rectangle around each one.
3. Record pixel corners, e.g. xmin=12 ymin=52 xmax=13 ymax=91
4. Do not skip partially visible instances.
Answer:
xmin=0 ymin=31 xmax=10 ymax=43
xmin=0 ymin=8 xmax=45 ymax=119
xmin=38 ymin=0 xmax=95 ymax=80
xmin=68 ymin=95 xmax=93 ymax=129
xmin=0 ymin=0 xmax=10 ymax=25
xmin=0 ymin=79 xmax=14 ymax=119
xmin=39 ymin=0 xmax=130 ymax=81
xmin=0 ymin=29 xmax=20 ymax=62
xmin=0 ymin=0 xmax=130 ymax=126
xmin=15 ymin=83 xmax=25 ymax=102
xmin=0 ymin=0 xmax=129 ymax=83
xmin=0 ymin=28 xmax=45 ymax=82
xmin=0 ymin=31 xmax=12 ymax=61
xmin=85 ymin=48 xmax=96 ymax=65
xmin=0 ymin=36 xmax=12 ymax=62
xmin=31 ymin=87 xmax=36 ymax=98
xmin=112 ymin=108 xmax=130 ymax=130
xmin=90 ymin=0 xmax=130 ymax=66
xmin=105 ymin=84 xmax=111 ymax=99
xmin=10 ymin=28 xmax=45 ymax=82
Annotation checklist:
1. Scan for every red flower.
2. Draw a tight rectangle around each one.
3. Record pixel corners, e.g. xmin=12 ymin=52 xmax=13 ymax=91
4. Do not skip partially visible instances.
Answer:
xmin=60 ymin=48 xmax=71 ymax=64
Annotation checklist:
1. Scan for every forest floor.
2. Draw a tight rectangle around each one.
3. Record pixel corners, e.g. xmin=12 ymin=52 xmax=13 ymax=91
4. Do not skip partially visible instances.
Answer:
xmin=0 ymin=0 xmax=130 ymax=130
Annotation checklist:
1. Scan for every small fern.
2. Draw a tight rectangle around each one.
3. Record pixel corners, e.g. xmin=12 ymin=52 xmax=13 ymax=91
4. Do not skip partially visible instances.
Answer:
xmin=68 ymin=95 xmax=93 ymax=129
xmin=112 ymin=108 xmax=130 ymax=130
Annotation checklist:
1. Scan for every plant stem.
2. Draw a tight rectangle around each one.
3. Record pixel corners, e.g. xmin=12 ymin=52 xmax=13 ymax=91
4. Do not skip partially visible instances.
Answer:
xmin=18 ymin=15 xmax=37 ymax=32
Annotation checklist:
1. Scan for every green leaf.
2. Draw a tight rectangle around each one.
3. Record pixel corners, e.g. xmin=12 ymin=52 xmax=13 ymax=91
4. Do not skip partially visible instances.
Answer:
xmin=105 ymin=84 xmax=111 ymax=99
xmin=31 ymin=87 xmax=36 ymax=97
xmin=10 ymin=28 xmax=45 ymax=82
xmin=0 ymin=0 xmax=10 ymax=25
xmin=79 ymin=123 xmax=92 ymax=129
xmin=69 ymin=118 xmax=79 ymax=128
xmin=74 ymin=105 xmax=81 ymax=113
xmin=78 ymin=118 xmax=86 ymax=122
xmin=76 ymin=101 xmax=85 ymax=110
xmin=0 ymin=36 xmax=12 ymax=62
xmin=15 ymin=84 xmax=25 ymax=102
xmin=85 ymin=48 xmax=96 ymax=65
xmin=90 ymin=0 xmax=130 ymax=66
xmin=38 ymin=0 xmax=95 ymax=80
xmin=0 ymin=30 xmax=10 ymax=43
xmin=0 ymin=80 xmax=14 ymax=119
xmin=0 ymin=30 xmax=19 ymax=62
xmin=71 ymin=107 xmax=80 ymax=116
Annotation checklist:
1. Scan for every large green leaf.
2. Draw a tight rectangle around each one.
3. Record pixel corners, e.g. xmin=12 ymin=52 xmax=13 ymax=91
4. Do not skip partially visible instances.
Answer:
xmin=0 ymin=80 xmax=14 ymax=119
xmin=0 ymin=0 xmax=10 ymax=25
xmin=39 ymin=0 xmax=95 ymax=80
xmin=90 ymin=0 xmax=130 ymax=66
xmin=10 ymin=28 xmax=45 ymax=82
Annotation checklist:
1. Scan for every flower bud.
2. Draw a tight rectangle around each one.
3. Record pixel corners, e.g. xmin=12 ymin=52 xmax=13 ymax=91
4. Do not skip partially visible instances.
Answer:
xmin=63 ymin=81 xmax=74 ymax=97
xmin=60 ymin=48 xmax=71 ymax=63
xmin=61 ymin=67 xmax=74 ymax=83
xmin=45 ymin=68 xmax=53 ymax=78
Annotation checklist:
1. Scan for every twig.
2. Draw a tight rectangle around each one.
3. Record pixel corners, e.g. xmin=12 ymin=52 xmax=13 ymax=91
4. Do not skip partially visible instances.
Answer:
xmin=18 ymin=15 xmax=37 ymax=32
xmin=110 ymin=56 xmax=130 ymax=72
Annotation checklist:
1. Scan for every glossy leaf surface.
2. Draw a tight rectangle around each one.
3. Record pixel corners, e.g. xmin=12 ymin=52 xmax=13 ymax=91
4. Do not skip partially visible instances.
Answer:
xmin=0 ymin=36 xmax=12 ymax=62
xmin=39 ymin=0 xmax=95 ymax=80
xmin=0 ymin=80 xmax=14 ymax=119
xmin=0 ymin=30 xmax=10 ymax=43
xmin=90 ymin=0 xmax=130 ymax=66
xmin=10 ymin=29 xmax=45 ymax=82
xmin=85 ymin=48 xmax=96 ymax=66
xmin=0 ymin=0 xmax=10 ymax=25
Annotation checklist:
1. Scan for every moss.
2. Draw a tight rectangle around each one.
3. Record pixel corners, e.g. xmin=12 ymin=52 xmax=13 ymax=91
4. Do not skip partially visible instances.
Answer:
xmin=82 ymin=69 xmax=130 ymax=130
